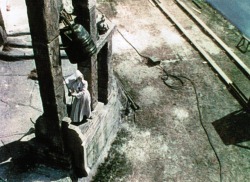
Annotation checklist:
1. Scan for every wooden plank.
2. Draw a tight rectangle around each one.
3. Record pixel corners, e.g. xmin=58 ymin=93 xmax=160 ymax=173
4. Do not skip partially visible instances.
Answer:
xmin=151 ymin=0 xmax=248 ymax=106
xmin=148 ymin=0 xmax=156 ymax=7
xmin=152 ymin=0 xmax=232 ymax=84
xmin=176 ymin=0 xmax=250 ymax=79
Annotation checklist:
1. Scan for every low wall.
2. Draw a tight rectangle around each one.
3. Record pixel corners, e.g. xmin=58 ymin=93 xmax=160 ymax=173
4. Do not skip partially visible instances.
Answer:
xmin=62 ymin=78 xmax=123 ymax=180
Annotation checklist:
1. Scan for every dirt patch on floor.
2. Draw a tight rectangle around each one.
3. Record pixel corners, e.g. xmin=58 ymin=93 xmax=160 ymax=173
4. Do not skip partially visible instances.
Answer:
xmin=92 ymin=0 xmax=250 ymax=181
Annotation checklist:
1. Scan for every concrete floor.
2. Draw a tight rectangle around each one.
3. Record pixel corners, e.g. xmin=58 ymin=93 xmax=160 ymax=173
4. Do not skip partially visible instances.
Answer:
xmin=0 ymin=0 xmax=76 ymax=180
xmin=0 ymin=0 xmax=250 ymax=181
xmin=94 ymin=0 xmax=250 ymax=181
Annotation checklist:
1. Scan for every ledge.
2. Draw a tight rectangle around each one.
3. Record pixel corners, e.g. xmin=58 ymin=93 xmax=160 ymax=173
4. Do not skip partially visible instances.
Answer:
xmin=96 ymin=23 xmax=116 ymax=53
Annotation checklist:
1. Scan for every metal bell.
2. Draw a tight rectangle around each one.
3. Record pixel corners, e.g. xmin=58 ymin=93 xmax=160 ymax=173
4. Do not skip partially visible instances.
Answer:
xmin=60 ymin=23 xmax=97 ymax=64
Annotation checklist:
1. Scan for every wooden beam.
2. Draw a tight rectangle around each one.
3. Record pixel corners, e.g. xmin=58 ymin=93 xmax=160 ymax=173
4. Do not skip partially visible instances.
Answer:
xmin=152 ymin=0 xmax=248 ymax=107
xmin=176 ymin=0 xmax=250 ymax=79
xmin=152 ymin=0 xmax=231 ymax=83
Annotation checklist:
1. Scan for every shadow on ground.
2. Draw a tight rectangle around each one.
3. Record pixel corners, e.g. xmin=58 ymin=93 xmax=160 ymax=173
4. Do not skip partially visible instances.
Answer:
xmin=213 ymin=109 xmax=250 ymax=145
xmin=0 ymin=142 xmax=35 ymax=181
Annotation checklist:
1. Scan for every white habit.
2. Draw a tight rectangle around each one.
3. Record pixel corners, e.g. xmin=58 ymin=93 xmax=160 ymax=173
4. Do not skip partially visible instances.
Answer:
xmin=65 ymin=71 xmax=91 ymax=122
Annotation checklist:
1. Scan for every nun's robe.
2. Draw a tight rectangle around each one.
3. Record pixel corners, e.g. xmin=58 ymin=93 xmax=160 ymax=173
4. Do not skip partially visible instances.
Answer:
xmin=65 ymin=76 xmax=91 ymax=122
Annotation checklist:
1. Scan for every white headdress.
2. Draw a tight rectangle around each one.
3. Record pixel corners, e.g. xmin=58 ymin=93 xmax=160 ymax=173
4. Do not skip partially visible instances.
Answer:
xmin=75 ymin=70 xmax=83 ymax=79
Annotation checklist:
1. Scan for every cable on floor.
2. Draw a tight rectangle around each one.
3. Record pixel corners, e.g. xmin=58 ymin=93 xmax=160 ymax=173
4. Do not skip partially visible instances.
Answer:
xmin=96 ymin=7 xmax=222 ymax=181
xmin=159 ymin=65 xmax=222 ymax=182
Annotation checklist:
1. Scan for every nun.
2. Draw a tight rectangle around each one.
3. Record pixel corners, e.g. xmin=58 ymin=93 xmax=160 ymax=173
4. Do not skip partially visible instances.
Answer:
xmin=65 ymin=70 xmax=92 ymax=123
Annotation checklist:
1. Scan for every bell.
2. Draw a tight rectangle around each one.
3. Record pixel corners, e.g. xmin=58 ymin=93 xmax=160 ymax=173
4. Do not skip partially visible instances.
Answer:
xmin=60 ymin=23 xmax=97 ymax=64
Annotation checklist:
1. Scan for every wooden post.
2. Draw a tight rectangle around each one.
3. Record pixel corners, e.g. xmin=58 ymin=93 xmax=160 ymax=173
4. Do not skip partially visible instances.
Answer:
xmin=72 ymin=0 xmax=99 ymax=109
xmin=26 ymin=0 xmax=67 ymax=150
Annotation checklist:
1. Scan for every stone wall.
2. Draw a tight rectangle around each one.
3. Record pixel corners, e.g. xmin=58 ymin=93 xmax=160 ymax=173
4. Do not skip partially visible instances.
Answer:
xmin=62 ymin=78 xmax=123 ymax=179
xmin=25 ymin=0 xmax=120 ymax=178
